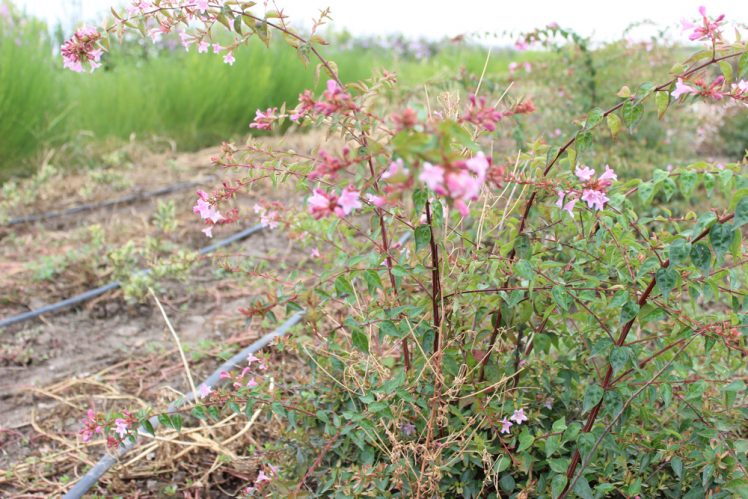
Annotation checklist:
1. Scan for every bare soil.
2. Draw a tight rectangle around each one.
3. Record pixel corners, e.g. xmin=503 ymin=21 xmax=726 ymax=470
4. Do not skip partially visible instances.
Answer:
xmin=0 ymin=135 xmax=321 ymax=496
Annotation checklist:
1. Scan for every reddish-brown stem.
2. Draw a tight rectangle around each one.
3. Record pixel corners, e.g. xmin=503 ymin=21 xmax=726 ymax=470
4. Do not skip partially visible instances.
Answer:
xmin=479 ymin=49 xmax=744 ymax=381
xmin=560 ymin=212 xmax=734 ymax=495
xmin=425 ymin=200 xmax=443 ymax=350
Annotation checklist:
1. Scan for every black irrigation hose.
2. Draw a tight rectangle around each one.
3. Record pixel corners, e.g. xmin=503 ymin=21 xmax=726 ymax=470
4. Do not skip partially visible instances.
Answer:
xmin=0 ymin=224 xmax=265 ymax=330
xmin=4 ymin=180 xmax=205 ymax=227
xmin=62 ymin=310 xmax=306 ymax=499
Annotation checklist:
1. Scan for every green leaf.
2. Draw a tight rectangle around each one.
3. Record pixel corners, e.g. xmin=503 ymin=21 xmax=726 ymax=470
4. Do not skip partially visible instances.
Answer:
xmin=638 ymin=182 xmax=655 ymax=205
xmin=351 ymin=329 xmax=369 ymax=353
xmin=576 ymin=131 xmax=593 ymax=152
xmin=551 ymin=474 xmax=568 ymax=499
xmin=412 ymin=188 xmax=428 ymax=214
xmin=585 ymin=108 xmax=604 ymax=129
xmin=620 ymin=300 xmax=640 ymax=324
xmin=709 ymin=223 xmax=734 ymax=260
xmin=364 ymin=270 xmax=383 ymax=293
xmin=517 ymin=428 xmax=534 ymax=452
xmin=552 ymin=285 xmax=573 ymax=311
xmin=573 ymin=476 xmax=595 ymax=499
xmin=552 ymin=417 xmax=567 ymax=433
xmin=719 ymin=60 xmax=733 ymax=86
xmin=514 ymin=234 xmax=531 ymax=259
xmin=379 ymin=320 xmax=402 ymax=338
xmin=679 ymin=171 xmax=698 ymax=198
xmin=334 ymin=275 xmax=355 ymax=297
xmin=606 ymin=113 xmax=622 ymax=138
xmin=734 ymin=196 xmax=748 ymax=228
xmin=690 ymin=243 xmax=712 ymax=273
xmin=655 ymin=91 xmax=670 ymax=119
xmin=414 ymin=225 xmax=431 ymax=252
xmin=662 ymin=178 xmax=677 ymax=201
xmin=142 ymin=419 xmax=156 ymax=436
xmin=669 ymin=239 xmax=691 ymax=266
xmin=583 ymin=384 xmax=604 ymax=413
xmin=656 ymin=267 xmax=678 ymax=300
xmin=610 ymin=346 xmax=630 ymax=374
xmin=622 ymin=100 xmax=643 ymax=130
xmin=739 ymin=51 xmax=748 ymax=79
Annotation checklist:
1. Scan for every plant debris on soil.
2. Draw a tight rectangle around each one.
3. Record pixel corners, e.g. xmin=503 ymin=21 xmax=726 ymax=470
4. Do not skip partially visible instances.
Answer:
xmin=0 ymin=133 xmax=324 ymax=496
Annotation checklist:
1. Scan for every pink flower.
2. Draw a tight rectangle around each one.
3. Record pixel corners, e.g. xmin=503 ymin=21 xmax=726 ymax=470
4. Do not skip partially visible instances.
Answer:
xmin=61 ymin=26 xmax=103 ymax=73
xmin=555 ymin=191 xmax=566 ymax=208
xmin=366 ymin=194 xmax=386 ymax=208
xmin=179 ymin=32 xmax=193 ymax=51
xmin=562 ymin=197 xmax=578 ymax=217
xmin=249 ymin=107 xmax=277 ymax=130
xmin=247 ymin=352 xmax=261 ymax=365
xmin=256 ymin=470 xmax=271 ymax=483
xmin=598 ymin=165 xmax=617 ymax=184
xmin=514 ymin=39 xmax=528 ymax=51
xmin=581 ymin=189 xmax=609 ymax=211
xmin=401 ymin=422 xmax=416 ymax=436
xmin=201 ymin=226 xmax=213 ymax=238
xmin=193 ymin=195 xmax=224 ymax=224
xmin=465 ymin=152 xmax=489 ymax=181
xmin=575 ymin=165 xmax=595 ymax=182
xmin=223 ymin=51 xmax=235 ymax=65
xmin=681 ymin=6 xmax=725 ymax=41
xmin=314 ymin=79 xmax=356 ymax=116
xmin=508 ymin=61 xmax=519 ymax=75
xmin=246 ymin=377 xmax=258 ymax=388
xmin=114 ymin=418 xmax=128 ymax=438
xmin=445 ymin=171 xmax=481 ymax=204
xmin=307 ymin=189 xmax=337 ymax=219
xmin=196 ymin=0 xmax=209 ymax=12
xmin=198 ymin=384 xmax=212 ymax=399
xmin=500 ymin=417 xmax=513 ymax=434
xmin=672 ymin=79 xmax=698 ymax=99
xmin=310 ymin=247 xmax=321 ymax=258
xmin=510 ymin=408 xmax=528 ymax=424
xmin=219 ymin=371 xmax=231 ymax=379
xmin=419 ymin=163 xmax=446 ymax=193
xmin=212 ymin=43 xmax=222 ymax=54
xmin=382 ymin=158 xmax=409 ymax=182
xmin=462 ymin=94 xmax=503 ymax=132
xmin=337 ymin=187 xmax=362 ymax=216
xmin=198 ymin=40 xmax=209 ymax=53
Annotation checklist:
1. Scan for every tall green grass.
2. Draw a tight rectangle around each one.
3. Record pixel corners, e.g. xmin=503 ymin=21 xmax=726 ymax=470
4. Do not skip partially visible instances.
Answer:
xmin=2 ymin=8 xmax=522 ymax=180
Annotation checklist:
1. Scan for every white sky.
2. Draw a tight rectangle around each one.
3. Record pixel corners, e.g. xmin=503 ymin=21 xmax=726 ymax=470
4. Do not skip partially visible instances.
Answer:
xmin=13 ymin=0 xmax=748 ymax=43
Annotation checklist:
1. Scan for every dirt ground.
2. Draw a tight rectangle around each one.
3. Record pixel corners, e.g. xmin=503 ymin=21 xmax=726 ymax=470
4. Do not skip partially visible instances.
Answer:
xmin=0 ymin=135 xmax=323 ymax=496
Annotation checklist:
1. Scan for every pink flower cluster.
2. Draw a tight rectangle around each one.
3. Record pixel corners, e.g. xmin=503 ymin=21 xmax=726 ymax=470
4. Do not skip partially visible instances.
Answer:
xmin=61 ymin=26 xmax=103 ymax=73
xmin=462 ymin=94 xmax=503 ymax=132
xmin=500 ymin=407 xmax=529 ymax=434
xmin=249 ymin=107 xmax=278 ymax=131
xmin=242 ymin=464 xmax=279 ymax=496
xmin=556 ymin=164 xmax=617 ymax=217
xmin=80 ymin=409 xmax=103 ymax=442
xmin=307 ymin=187 xmax=361 ymax=219
xmin=290 ymin=80 xmax=357 ymax=121
xmin=672 ymin=76 xmax=725 ymax=100
xmin=193 ymin=190 xmax=225 ymax=237
xmin=309 ymin=148 xmax=355 ymax=179
xmin=418 ymin=152 xmax=490 ymax=216
xmin=681 ymin=6 xmax=724 ymax=42
xmin=218 ymin=352 xmax=268 ymax=390
xmin=253 ymin=203 xmax=281 ymax=229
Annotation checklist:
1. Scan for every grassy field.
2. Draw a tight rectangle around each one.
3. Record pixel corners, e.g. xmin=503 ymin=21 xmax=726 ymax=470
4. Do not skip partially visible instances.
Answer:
xmin=0 ymin=10 xmax=532 ymax=179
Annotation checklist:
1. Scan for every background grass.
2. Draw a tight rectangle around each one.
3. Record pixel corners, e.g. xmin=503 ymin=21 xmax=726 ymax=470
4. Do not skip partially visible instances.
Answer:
xmin=0 ymin=9 xmax=530 ymax=179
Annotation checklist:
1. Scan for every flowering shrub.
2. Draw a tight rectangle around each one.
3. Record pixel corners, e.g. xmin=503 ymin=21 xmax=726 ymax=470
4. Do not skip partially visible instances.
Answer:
xmin=69 ymin=3 xmax=748 ymax=497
